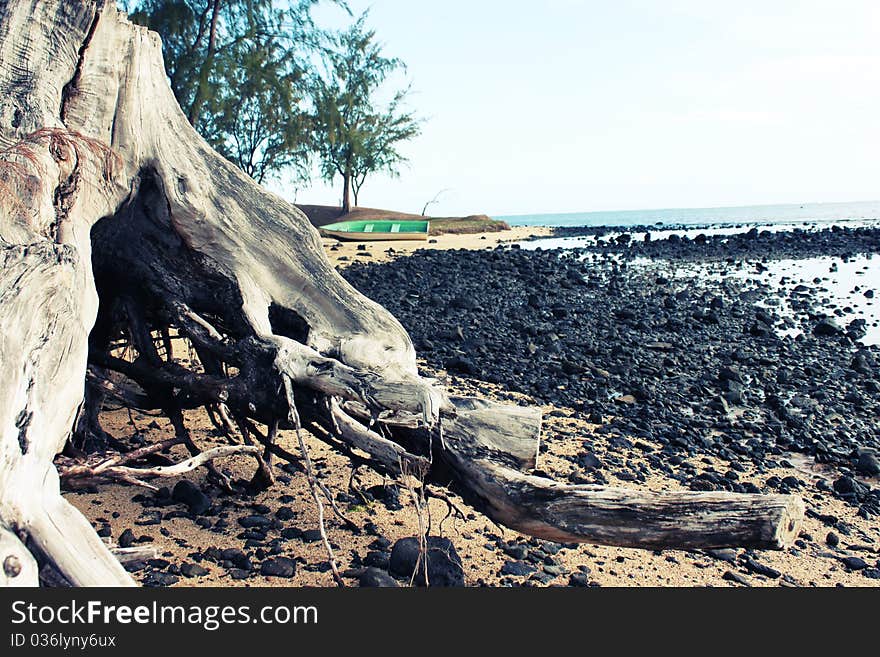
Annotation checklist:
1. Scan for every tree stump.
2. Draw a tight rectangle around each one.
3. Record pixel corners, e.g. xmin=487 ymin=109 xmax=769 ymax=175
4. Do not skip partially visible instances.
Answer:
xmin=0 ymin=0 xmax=803 ymax=587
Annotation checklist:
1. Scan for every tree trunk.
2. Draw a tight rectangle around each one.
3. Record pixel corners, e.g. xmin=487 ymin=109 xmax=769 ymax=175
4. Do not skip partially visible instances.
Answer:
xmin=187 ymin=0 xmax=221 ymax=126
xmin=342 ymin=167 xmax=352 ymax=213
xmin=0 ymin=0 xmax=803 ymax=587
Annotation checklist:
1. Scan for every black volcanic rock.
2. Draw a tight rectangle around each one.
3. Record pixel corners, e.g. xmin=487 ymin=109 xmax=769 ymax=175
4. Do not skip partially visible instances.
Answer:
xmin=341 ymin=228 xmax=880 ymax=506
xmin=389 ymin=536 xmax=464 ymax=587
xmin=172 ymin=480 xmax=211 ymax=515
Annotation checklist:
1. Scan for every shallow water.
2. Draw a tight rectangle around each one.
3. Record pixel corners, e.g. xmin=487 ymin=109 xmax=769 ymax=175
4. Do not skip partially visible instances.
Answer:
xmin=642 ymin=254 xmax=880 ymax=346
xmin=519 ymin=223 xmax=880 ymax=346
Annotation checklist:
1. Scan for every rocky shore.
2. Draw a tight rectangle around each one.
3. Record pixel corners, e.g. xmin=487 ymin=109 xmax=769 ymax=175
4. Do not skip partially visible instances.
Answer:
xmin=65 ymin=224 xmax=880 ymax=587
xmin=540 ymin=223 xmax=880 ymax=262
xmin=342 ymin=226 xmax=880 ymax=520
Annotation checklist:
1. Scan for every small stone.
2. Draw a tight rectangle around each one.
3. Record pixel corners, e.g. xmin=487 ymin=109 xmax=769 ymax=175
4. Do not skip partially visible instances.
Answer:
xmin=135 ymin=510 xmax=162 ymax=526
xmin=301 ymin=529 xmax=323 ymax=543
xmin=841 ymin=556 xmax=868 ymax=571
xmin=706 ymin=548 xmax=737 ymax=563
xmin=833 ymin=476 xmax=866 ymax=497
xmin=568 ymin=572 xmax=590 ymax=587
xmin=389 ymin=536 xmax=464 ymax=587
xmin=500 ymin=561 xmax=536 ymax=577
xmin=260 ymin=557 xmax=296 ymax=578
xmin=118 ymin=528 xmax=136 ymax=548
xmin=363 ymin=551 xmax=391 ymax=570
xmin=368 ymin=537 xmax=392 ymax=551
xmin=220 ymin=548 xmax=252 ymax=571
xmin=856 ymin=449 xmax=880 ymax=477
xmin=502 ymin=543 xmax=529 ymax=560
xmin=238 ymin=515 xmax=271 ymax=529
xmin=722 ymin=571 xmax=751 ymax=586
xmin=180 ymin=562 xmax=209 ymax=578
xmin=203 ymin=547 xmax=222 ymax=562
xmin=280 ymin=527 xmax=303 ymax=540
xmin=359 ymin=568 xmax=399 ymax=588
xmin=813 ymin=319 xmax=842 ymax=337
xmin=826 ymin=532 xmax=840 ymax=547
xmin=172 ymin=480 xmax=211 ymax=515
xmin=530 ymin=571 xmax=557 ymax=585
xmin=275 ymin=506 xmax=296 ymax=521
xmin=143 ymin=572 xmax=179 ymax=587
xmin=742 ymin=557 xmax=780 ymax=579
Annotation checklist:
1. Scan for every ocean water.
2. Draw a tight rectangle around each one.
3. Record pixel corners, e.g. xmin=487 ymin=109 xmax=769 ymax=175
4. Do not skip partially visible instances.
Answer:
xmin=500 ymin=200 xmax=880 ymax=229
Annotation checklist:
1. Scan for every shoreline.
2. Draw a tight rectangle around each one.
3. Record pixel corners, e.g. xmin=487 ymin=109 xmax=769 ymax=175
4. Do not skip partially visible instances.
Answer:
xmin=322 ymin=224 xmax=550 ymax=266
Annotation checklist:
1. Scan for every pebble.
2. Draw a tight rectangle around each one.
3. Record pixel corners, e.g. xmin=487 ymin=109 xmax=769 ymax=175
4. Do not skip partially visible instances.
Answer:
xmin=172 ymin=480 xmax=211 ymax=515
xmin=118 ymin=528 xmax=136 ymax=548
xmin=135 ymin=511 xmax=162 ymax=526
xmin=363 ymin=551 xmax=390 ymax=570
xmin=275 ymin=506 xmax=296 ymax=521
xmin=706 ymin=548 xmax=737 ymax=563
xmin=502 ymin=543 xmax=529 ymax=560
xmin=568 ymin=572 xmax=590 ymax=587
xmin=220 ymin=548 xmax=252 ymax=571
xmin=389 ymin=536 xmax=464 ymax=587
xmin=180 ymin=562 xmax=209 ymax=578
xmin=840 ymin=556 xmax=868 ymax=571
xmin=301 ymin=529 xmax=323 ymax=543
xmin=260 ymin=557 xmax=296 ymax=578
xmin=500 ymin=561 xmax=537 ymax=577
xmin=359 ymin=568 xmax=399 ymax=587
xmin=238 ymin=515 xmax=271 ymax=529
xmin=742 ymin=557 xmax=781 ymax=579
xmin=143 ymin=572 xmax=179 ymax=587
xmin=722 ymin=571 xmax=751 ymax=586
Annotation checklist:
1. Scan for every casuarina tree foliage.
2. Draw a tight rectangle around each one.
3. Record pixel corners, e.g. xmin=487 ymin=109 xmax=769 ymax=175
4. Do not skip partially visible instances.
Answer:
xmin=130 ymin=0 xmax=326 ymax=183
xmin=311 ymin=12 xmax=421 ymax=212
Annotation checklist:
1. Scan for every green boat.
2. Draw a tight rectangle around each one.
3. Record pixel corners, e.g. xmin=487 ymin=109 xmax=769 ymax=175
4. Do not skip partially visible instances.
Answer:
xmin=319 ymin=219 xmax=430 ymax=242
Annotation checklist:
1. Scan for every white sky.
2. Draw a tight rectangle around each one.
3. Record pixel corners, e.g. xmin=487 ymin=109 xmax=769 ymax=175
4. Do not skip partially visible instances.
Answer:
xmin=272 ymin=0 xmax=880 ymax=217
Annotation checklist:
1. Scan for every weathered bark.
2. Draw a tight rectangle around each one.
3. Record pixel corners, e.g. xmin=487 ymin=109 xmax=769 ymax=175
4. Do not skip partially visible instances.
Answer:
xmin=441 ymin=399 xmax=802 ymax=550
xmin=0 ymin=0 xmax=804 ymax=587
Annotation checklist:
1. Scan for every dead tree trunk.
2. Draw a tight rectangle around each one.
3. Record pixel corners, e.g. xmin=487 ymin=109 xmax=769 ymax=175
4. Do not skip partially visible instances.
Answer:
xmin=0 ymin=0 xmax=803 ymax=587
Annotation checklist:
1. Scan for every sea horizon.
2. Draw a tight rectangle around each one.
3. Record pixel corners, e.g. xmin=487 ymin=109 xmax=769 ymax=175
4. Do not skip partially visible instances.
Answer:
xmin=498 ymin=199 xmax=880 ymax=229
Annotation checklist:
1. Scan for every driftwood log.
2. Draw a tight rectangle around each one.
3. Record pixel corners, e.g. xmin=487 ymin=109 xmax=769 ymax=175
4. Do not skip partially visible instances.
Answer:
xmin=0 ymin=0 xmax=804 ymax=587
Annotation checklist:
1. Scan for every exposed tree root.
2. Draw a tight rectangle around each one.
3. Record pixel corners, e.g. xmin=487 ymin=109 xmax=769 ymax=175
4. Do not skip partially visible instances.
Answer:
xmin=58 ymin=442 xmax=262 ymax=491
xmin=284 ymin=376 xmax=344 ymax=586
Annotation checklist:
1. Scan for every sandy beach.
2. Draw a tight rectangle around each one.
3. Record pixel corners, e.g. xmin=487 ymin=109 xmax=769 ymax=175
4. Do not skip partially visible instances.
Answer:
xmin=62 ymin=223 xmax=880 ymax=588
xmin=321 ymin=224 xmax=550 ymax=266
